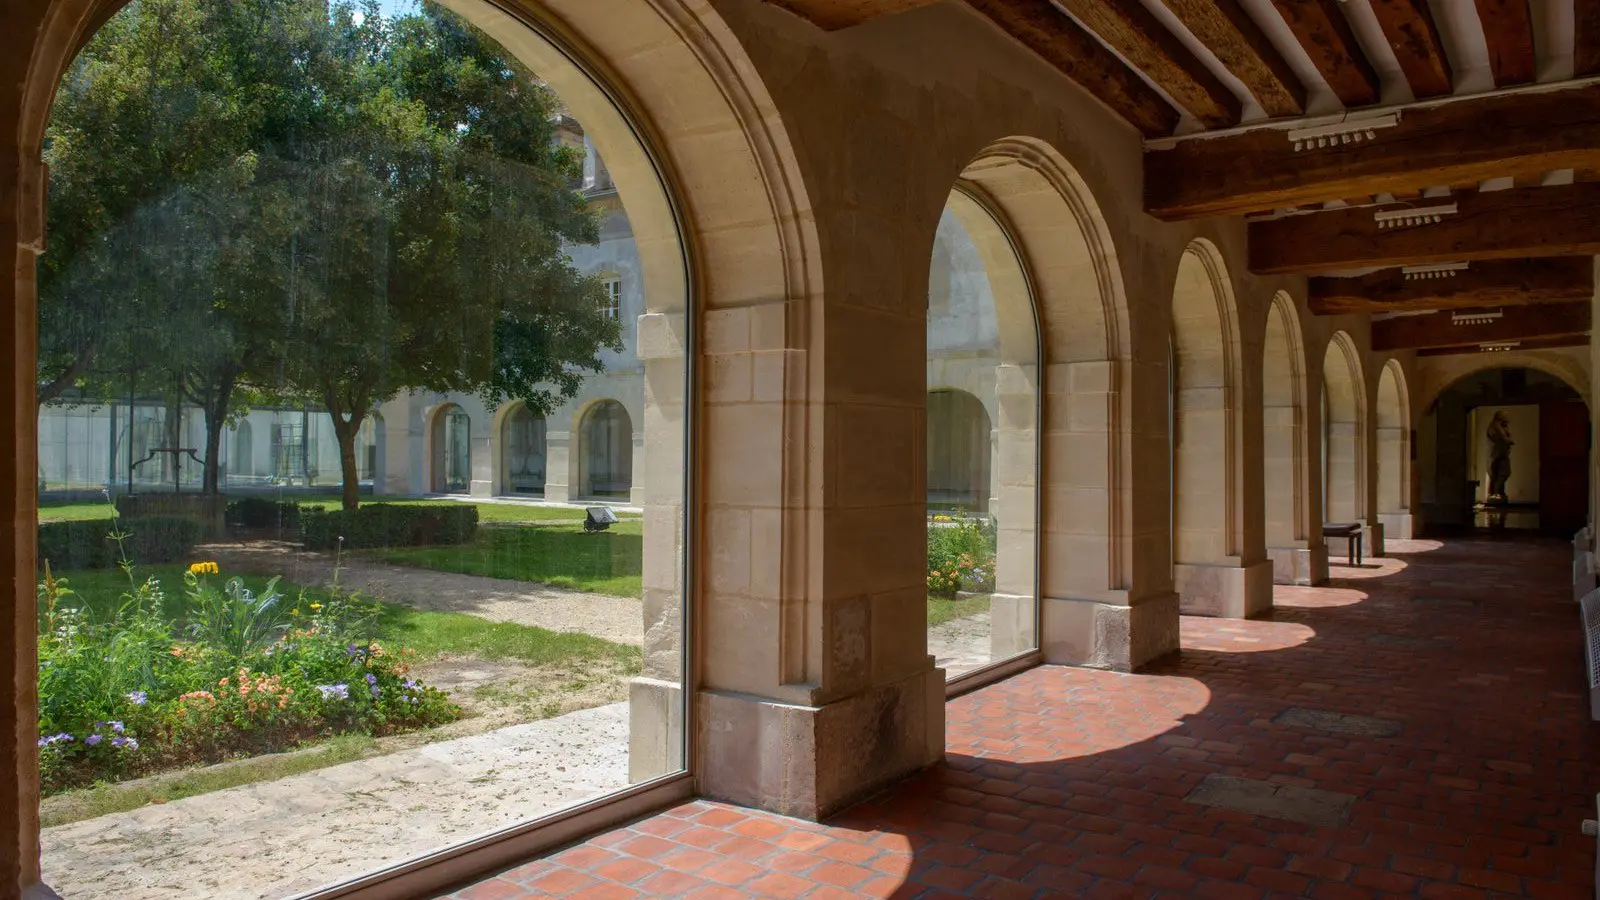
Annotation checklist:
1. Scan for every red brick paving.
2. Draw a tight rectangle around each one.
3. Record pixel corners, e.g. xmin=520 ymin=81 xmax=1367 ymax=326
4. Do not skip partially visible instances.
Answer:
xmin=437 ymin=536 xmax=1600 ymax=898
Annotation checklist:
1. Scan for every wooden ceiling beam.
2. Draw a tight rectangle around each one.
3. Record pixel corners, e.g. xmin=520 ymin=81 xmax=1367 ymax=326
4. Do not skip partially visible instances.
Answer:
xmin=1146 ymin=83 xmax=1600 ymax=220
xmin=1249 ymin=183 xmax=1600 ymax=274
xmin=1371 ymin=301 xmax=1591 ymax=352
xmin=1266 ymin=0 xmax=1380 ymax=108
xmin=1307 ymin=258 xmax=1594 ymax=315
xmin=1416 ymin=335 xmax=1591 ymax=356
xmin=964 ymin=0 xmax=1181 ymax=136
xmin=1474 ymin=0 xmax=1536 ymax=87
xmin=1367 ymin=0 xmax=1453 ymax=98
xmin=1160 ymin=0 xmax=1305 ymax=117
xmin=1578 ymin=0 xmax=1600 ymax=77
xmin=1053 ymin=0 xmax=1241 ymax=128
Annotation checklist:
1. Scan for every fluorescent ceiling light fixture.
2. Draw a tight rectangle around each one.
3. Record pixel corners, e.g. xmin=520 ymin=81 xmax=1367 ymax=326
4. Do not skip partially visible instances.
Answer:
xmin=1287 ymin=112 xmax=1401 ymax=151
xmin=1374 ymin=203 xmax=1458 ymax=229
xmin=1402 ymin=262 xmax=1470 ymax=280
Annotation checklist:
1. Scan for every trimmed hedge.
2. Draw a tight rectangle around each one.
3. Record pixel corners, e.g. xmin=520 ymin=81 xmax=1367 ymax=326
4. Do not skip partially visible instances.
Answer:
xmin=225 ymin=498 xmax=301 ymax=531
xmin=38 ymin=516 xmax=203 ymax=570
xmin=300 ymin=504 xmax=478 ymax=550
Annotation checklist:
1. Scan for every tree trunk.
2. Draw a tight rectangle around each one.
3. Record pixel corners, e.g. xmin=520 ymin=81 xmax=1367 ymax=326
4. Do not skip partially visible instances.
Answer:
xmin=37 ymin=352 xmax=92 ymax=409
xmin=196 ymin=369 xmax=237 ymax=496
xmin=327 ymin=404 xmax=367 ymax=511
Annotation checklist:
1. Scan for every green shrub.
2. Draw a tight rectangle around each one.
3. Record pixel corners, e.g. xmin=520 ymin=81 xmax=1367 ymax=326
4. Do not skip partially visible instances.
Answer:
xmin=300 ymin=504 xmax=479 ymax=550
xmin=35 ymin=566 xmax=457 ymax=794
xmin=37 ymin=517 xmax=201 ymax=571
xmin=225 ymin=498 xmax=301 ymax=531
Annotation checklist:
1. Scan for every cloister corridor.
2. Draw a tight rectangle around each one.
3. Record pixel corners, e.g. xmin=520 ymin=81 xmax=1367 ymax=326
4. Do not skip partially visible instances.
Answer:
xmin=438 ymin=537 xmax=1597 ymax=900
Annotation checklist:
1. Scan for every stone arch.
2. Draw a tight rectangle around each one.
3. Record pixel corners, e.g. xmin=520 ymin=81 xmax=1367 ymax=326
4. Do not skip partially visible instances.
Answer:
xmin=496 ymin=401 xmax=547 ymax=497
xmin=942 ymin=137 xmax=1151 ymax=670
xmin=1170 ymin=239 xmax=1259 ymax=618
xmin=1321 ymin=332 xmax=1367 ymax=527
xmin=11 ymin=0 xmax=834 ymax=851
xmin=576 ymin=398 xmax=632 ymax=500
xmin=231 ymin=419 xmax=254 ymax=480
xmin=1376 ymin=360 xmax=1413 ymax=539
xmin=427 ymin=403 xmax=471 ymax=495
xmin=1418 ymin=352 xmax=1592 ymax=411
xmin=1262 ymin=292 xmax=1318 ymax=584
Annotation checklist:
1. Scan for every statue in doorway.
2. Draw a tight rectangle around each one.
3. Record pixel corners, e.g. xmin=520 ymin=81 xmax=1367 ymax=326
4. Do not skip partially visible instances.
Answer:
xmin=1486 ymin=410 xmax=1513 ymax=505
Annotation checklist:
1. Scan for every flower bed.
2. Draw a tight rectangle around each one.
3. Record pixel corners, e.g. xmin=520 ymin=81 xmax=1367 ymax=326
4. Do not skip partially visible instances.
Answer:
xmin=926 ymin=514 xmax=997 ymax=599
xmin=37 ymin=562 xmax=458 ymax=794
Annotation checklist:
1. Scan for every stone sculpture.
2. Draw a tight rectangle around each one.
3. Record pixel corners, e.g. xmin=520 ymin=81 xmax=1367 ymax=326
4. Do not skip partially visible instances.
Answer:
xmin=1487 ymin=410 xmax=1513 ymax=504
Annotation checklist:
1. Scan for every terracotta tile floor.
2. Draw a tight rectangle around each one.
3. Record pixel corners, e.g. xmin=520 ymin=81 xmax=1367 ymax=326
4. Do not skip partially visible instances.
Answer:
xmin=437 ymin=536 xmax=1600 ymax=899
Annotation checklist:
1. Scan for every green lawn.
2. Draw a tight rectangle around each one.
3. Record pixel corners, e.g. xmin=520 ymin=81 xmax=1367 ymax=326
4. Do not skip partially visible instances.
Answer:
xmin=46 ymin=564 xmax=639 ymax=669
xmin=372 ymin=521 xmax=643 ymax=598
xmin=36 ymin=495 xmax=640 ymax=527
xmin=37 ymin=501 xmax=117 ymax=522
xmin=927 ymin=593 xmax=991 ymax=627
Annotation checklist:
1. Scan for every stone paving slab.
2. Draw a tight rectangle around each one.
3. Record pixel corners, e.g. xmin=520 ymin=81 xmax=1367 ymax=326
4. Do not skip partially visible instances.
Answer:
xmin=1184 ymin=773 xmax=1356 ymax=826
xmin=1274 ymin=706 xmax=1404 ymax=737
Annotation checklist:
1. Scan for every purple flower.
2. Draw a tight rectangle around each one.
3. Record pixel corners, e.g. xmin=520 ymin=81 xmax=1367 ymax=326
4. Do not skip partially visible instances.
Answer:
xmin=108 ymin=721 xmax=125 ymax=734
xmin=369 ymin=686 xmax=381 ymax=698
xmin=85 ymin=734 xmax=103 ymax=747
xmin=317 ymin=683 xmax=349 ymax=701
xmin=365 ymin=673 xmax=377 ymax=686
xmin=402 ymin=679 xmax=419 ymax=691
xmin=110 ymin=735 xmax=138 ymax=750
xmin=126 ymin=690 xmax=148 ymax=705
xmin=37 ymin=733 xmax=73 ymax=748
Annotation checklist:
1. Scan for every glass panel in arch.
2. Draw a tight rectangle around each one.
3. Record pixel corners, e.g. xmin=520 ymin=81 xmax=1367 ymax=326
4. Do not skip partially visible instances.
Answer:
xmin=33 ymin=0 xmax=688 ymax=895
xmin=925 ymin=198 xmax=1039 ymax=680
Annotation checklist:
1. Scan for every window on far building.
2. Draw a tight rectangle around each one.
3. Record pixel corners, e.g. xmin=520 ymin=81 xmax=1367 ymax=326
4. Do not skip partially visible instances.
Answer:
xmin=601 ymin=276 xmax=622 ymax=320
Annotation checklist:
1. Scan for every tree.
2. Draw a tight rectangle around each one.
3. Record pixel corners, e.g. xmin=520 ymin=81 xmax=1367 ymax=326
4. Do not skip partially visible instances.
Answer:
xmin=276 ymin=3 xmax=617 ymax=509
xmin=41 ymin=0 xmax=618 ymax=508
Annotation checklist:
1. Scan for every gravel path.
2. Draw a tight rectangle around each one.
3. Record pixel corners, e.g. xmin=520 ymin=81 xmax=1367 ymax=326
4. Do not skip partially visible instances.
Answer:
xmin=42 ymin=703 xmax=631 ymax=900
xmin=208 ymin=542 xmax=644 ymax=648
xmin=929 ymin=611 xmax=992 ymax=677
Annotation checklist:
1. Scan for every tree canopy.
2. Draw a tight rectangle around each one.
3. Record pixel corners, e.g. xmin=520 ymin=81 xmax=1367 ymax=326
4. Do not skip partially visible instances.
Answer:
xmin=40 ymin=0 xmax=619 ymax=507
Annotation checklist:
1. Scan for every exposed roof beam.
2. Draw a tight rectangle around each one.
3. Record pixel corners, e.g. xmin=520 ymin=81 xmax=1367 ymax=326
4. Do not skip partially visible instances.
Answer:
xmin=1578 ymin=0 xmax=1600 ymax=77
xmin=1366 ymin=0 xmax=1453 ymax=98
xmin=1053 ymin=0 xmax=1241 ymax=127
xmin=1266 ymin=0 xmax=1380 ymax=108
xmin=1307 ymin=258 xmax=1594 ymax=315
xmin=1159 ymin=0 xmax=1306 ymax=117
xmin=1146 ymin=82 xmax=1600 ymax=219
xmin=1473 ymin=0 xmax=1536 ymax=87
xmin=1371 ymin=301 xmax=1591 ymax=352
xmin=1416 ymin=335 xmax=1590 ymax=356
xmin=1249 ymin=183 xmax=1600 ymax=274
xmin=964 ymin=0 xmax=1180 ymax=136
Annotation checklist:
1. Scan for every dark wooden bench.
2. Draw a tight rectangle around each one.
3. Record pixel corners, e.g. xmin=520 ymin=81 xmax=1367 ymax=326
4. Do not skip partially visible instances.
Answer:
xmin=1323 ymin=522 xmax=1363 ymax=566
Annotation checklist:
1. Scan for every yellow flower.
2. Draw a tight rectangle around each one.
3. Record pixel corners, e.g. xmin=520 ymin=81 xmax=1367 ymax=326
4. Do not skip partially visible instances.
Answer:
xmin=309 ymin=603 xmax=322 ymax=611
xmin=188 ymin=561 xmax=219 ymax=575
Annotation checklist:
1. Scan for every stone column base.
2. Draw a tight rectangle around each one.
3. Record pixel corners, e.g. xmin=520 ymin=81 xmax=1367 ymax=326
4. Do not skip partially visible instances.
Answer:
xmin=1378 ymin=512 xmax=1414 ymax=542
xmin=989 ymin=593 xmax=1036 ymax=661
xmin=628 ymin=676 xmax=684 ymax=783
xmin=1040 ymin=592 xmax=1178 ymax=672
xmin=1174 ymin=561 xmax=1274 ymax=618
xmin=1268 ymin=546 xmax=1329 ymax=586
xmin=697 ymin=668 xmax=944 ymax=820
xmin=1367 ymin=522 xmax=1386 ymax=559
xmin=469 ymin=479 xmax=492 ymax=498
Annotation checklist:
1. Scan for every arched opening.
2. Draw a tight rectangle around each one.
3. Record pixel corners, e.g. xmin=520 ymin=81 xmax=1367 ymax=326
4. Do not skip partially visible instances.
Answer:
xmin=926 ymin=389 xmax=992 ymax=514
xmin=231 ymin=419 xmax=254 ymax=482
xmin=501 ymin=403 xmax=547 ymax=496
xmin=1376 ymin=361 xmax=1412 ymax=540
xmin=1321 ymin=334 xmax=1366 ymax=534
xmin=20 ymin=0 xmax=768 ymax=890
xmin=429 ymin=404 xmax=472 ymax=495
xmin=578 ymin=399 xmax=632 ymax=500
xmin=1418 ymin=366 xmax=1591 ymax=535
xmin=1169 ymin=241 xmax=1262 ymax=618
xmin=1262 ymin=293 xmax=1315 ymax=584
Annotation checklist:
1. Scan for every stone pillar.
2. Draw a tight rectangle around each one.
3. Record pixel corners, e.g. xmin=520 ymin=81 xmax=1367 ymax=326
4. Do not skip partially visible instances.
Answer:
xmin=1377 ymin=424 xmax=1412 ymax=541
xmin=543 ymin=432 xmax=572 ymax=503
xmin=989 ymin=363 xmax=1037 ymax=661
xmin=628 ymin=314 xmax=687 ymax=781
xmin=1264 ymin=400 xmax=1326 ymax=584
xmin=696 ymin=288 xmax=943 ymax=820
xmin=1040 ymin=359 xmax=1179 ymax=671
xmin=468 ymin=417 xmax=493 ymax=499
xmin=379 ymin=402 xmax=419 ymax=496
